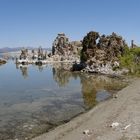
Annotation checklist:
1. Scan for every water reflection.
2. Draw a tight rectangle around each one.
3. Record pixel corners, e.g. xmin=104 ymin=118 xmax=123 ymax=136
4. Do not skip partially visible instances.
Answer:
xmin=80 ymin=75 xmax=97 ymax=108
xmin=15 ymin=63 xmax=126 ymax=109
xmin=52 ymin=63 xmax=79 ymax=87
xmin=16 ymin=64 xmax=28 ymax=78
xmin=51 ymin=63 xmax=126 ymax=109
xmin=16 ymin=64 xmax=47 ymax=78
xmin=51 ymin=64 xmax=96 ymax=108
xmin=0 ymin=62 xmax=126 ymax=140
xmin=80 ymin=75 xmax=125 ymax=108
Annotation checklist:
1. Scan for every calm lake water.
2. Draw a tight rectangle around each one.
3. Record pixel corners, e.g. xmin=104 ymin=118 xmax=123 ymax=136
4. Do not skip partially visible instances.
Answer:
xmin=0 ymin=61 xmax=127 ymax=140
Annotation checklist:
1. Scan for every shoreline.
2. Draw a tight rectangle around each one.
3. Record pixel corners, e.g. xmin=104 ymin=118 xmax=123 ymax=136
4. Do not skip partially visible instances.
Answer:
xmin=32 ymin=78 xmax=140 ymax=140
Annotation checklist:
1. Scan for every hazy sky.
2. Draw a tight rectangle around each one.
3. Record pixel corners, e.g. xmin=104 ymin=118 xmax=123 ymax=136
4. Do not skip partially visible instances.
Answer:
xmin=0 ymin=0 xmax=139 ymax=48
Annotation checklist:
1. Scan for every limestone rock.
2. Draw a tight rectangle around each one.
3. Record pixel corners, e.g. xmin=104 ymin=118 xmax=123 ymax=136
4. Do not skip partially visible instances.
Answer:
xmin=19 ymin=48 xmax=28 ymax=60
xmin=52 ymin=33 xmax=81 ymax=62
xmin=80 ymin=31 xmax=128 ymax=75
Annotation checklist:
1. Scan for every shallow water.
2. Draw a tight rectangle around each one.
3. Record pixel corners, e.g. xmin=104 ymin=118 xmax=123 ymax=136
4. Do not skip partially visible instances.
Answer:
xmin=0 ymin=61 xmax=127 ymax=140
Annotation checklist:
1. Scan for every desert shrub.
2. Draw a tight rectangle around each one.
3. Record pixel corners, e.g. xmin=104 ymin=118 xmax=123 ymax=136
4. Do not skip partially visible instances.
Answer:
xmin=120 ymin=47 xmax=140 ymax=75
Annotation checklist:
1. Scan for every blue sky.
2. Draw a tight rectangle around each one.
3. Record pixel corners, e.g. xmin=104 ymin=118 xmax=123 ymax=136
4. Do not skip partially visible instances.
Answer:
xmin=0 ymin=0 xmax=139 ymax=48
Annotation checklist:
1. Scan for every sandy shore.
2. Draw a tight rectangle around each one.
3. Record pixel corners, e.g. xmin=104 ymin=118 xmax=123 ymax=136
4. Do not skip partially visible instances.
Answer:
xmin=33 ymin=78 xmax=140 ymax=140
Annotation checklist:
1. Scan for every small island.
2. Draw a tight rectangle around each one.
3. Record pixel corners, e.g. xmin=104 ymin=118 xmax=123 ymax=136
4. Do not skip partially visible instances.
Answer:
xmin=0 ymin=58 xmax=7 ymax=65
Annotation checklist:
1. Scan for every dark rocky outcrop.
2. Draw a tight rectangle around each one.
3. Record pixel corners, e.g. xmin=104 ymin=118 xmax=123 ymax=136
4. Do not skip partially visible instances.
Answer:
xmin=79 ymin=31 xmax=128 ymax=75
xmin=0 ymin=58 xmax=7 ymax=65
xmin=81 ymin=31 xmax=127 ymax=62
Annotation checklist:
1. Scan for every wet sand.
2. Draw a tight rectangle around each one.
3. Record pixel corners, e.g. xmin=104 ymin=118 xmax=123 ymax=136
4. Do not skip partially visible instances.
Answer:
xmin=33 ymin=78 xmax=140 ymax=140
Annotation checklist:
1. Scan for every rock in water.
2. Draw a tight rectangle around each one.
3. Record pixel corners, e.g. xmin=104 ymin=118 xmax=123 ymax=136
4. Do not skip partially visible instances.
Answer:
xmin=52 ymin=33 xmax=81 ymax=62
xmin=52 ymin=33 xmax=69 ymax=56
xmin=0 ymin=58 xmax=7 ymax=65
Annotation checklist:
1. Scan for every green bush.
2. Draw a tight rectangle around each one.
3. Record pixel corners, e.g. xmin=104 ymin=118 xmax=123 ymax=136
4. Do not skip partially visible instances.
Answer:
xmin=119 ymin=47 xmax=140 ymax=75
xmin=120 ymin=53 xmax=134 ymax=67
xmin=130 ymin=47 xmax=140 ymax=56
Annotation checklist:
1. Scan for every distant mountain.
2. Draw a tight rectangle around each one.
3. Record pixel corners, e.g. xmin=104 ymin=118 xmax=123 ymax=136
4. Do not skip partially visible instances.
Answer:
xmin=0 ymin=47 xmax=51 ymax=53
xmin=0 ymin=47 xmax=21 ymax=53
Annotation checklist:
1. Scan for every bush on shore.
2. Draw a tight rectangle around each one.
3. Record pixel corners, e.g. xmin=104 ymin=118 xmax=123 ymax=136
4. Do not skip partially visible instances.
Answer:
xmin=119 ymin=47 xmax=140 ymax=75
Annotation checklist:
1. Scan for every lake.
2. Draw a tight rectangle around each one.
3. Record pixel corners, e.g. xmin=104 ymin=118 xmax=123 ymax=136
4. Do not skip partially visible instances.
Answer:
xmin=0 ymin=61 xmax=127 ymax=140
